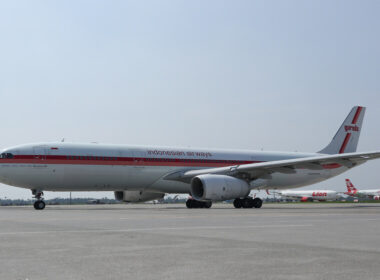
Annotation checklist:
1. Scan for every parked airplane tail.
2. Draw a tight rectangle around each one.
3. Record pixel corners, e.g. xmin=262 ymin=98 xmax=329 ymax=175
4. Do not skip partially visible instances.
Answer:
xmin=345 ymin=179 xmax=358 ymax=195
xmin=319 ymin=106 xmax=365 ymax=154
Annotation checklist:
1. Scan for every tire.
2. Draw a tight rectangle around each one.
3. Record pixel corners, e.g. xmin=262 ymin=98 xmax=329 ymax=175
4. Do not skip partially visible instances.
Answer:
xmin=186 ymin=199 xmax=193 ymax=208
xmin=203 ymin=201 xmax=212 ymax=208
xmin=242 ymin=198 xmax=254 ymax=208
xmin=34 ymin=200 xmax=45 ymax=210
xmin=253 ymin=198 xmax=263 ymax=208
xmin=233 ymin=199 xmax=242 ymax=208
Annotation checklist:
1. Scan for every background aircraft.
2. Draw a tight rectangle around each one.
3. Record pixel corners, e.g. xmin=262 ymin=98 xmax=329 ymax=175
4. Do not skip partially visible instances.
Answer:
xmin=275 ymin=190 xmax=340 ymax=202
xmin=345 ymin=179 xmax=380 ymax=200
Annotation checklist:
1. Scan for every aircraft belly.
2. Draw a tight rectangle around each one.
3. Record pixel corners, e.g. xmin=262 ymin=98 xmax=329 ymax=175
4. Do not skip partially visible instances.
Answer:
xmin=148 ymin=179 xmax=190 ymax=193
xmin=0 ymin=164 xmax=183 ymax=192
xmin=0 ymin=164 xmax=64 ymax=190
xmin=126 ymin=166 xmax=172 ymax=189
xmin=60 ymin=165 xmax=168 ymax=191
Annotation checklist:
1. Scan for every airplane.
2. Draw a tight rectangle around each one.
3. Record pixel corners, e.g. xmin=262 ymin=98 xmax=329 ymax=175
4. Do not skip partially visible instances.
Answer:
xmin=345 ymin=179 xmax=380 ymax=200
xmin=0 ymin=106 xmax=379 ymax=210
xmin=275 ymin=190 xmax=340 ymax=202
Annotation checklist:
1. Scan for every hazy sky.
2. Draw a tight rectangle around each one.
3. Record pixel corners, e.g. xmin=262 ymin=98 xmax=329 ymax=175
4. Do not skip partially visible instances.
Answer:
xmin=0 ymin=0 xmax=379 ymax=199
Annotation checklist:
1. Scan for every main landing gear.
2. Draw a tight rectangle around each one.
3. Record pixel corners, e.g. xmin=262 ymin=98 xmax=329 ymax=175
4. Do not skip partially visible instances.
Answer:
xmin=233 ymin=197 xmax=263 ymax=209
xmin=186 ymin=199 xmax=212 ymax=209
xmin=32 ymin=189 xmax=45 ymax=210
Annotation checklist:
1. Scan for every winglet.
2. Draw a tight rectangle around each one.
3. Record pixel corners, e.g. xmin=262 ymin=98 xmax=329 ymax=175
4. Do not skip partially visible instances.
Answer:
xmin=319 ymin=106 xmax=365 ymax=154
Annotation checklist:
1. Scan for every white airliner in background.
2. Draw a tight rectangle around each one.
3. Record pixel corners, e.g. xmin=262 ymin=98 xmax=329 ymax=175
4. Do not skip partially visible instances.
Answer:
xmin=276 ymin=190 xmax=340 ymax=202
xmin=345 ymin=179 xmax=380 ymax=200
xmin=0 ymin=106 xmax=379 ymax=210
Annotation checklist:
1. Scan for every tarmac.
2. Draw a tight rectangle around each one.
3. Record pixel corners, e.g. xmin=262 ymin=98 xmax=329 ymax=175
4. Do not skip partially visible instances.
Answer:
xmin=0 ymin=203 xmax=380 ymax=280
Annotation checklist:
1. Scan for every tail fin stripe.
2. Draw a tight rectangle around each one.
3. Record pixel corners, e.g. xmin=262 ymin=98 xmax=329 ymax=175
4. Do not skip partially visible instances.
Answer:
xmin=318 ymin=106 xmax=365 ymax=154
xmin=352 ymin=106 xmax=363 ymax=124
xmin=339 ymin=133 xmax=351 ymax=154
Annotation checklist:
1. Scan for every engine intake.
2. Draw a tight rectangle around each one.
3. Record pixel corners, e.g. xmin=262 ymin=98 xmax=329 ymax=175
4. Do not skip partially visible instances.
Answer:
xmin=190 ymin=174 xmax=250 ymax=201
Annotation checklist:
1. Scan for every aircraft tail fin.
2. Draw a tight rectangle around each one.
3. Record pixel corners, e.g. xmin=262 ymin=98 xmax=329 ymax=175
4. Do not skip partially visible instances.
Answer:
xmin=319 ymin=106 xmax=365 ymax=154
xmin=345 ymin=179 xmax=358 ymax=195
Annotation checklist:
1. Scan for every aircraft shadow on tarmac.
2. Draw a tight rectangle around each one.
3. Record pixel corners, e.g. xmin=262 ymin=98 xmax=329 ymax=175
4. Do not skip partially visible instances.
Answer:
xmin=25 ymin=203 xmax=380 ymax=211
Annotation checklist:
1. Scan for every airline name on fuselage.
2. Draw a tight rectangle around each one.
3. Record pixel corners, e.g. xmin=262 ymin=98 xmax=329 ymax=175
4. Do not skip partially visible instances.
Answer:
xmin=147 ymin=150 xmax=213 ymax=158
xmin=312 ymin=192 xmax=327 ymax=197
xmin=345 ymin=125 xmax=359 ymax=132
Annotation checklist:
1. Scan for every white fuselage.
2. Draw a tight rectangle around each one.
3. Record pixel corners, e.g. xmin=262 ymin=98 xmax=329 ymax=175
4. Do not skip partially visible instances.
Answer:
xmin=278 ymin=190 xmax=339 ymax=201
xmin=359 ymin=190 xmax=380 ymax=196
xmin=349 ymin=189 xmax=380 ymax=198
xmin=0 ymin=143 xmax=349 ymax=194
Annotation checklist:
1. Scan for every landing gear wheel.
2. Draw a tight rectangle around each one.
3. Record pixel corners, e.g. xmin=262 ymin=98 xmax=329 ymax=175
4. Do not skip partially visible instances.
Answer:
xmin=186 ymin=199 xmax=212 ymax=209
xmin=252 ymin=198 xmax=263 ymax=208
xmin=203 ymin=201 xmax=212 ymax=208
xmin=32 ymin=189 xmax=46 ymax=210
xmin=186 ymin=199 xmax=193 ymax=208
xmin=34 ymin=200 xmax=45 ymax=210
xmin=235 ymin=197 xmax=262 ymax=209
xmin=233 ymin=198 xmax=242 ymax=208
xmin=241 ymin=198 xmax=254 ymax=208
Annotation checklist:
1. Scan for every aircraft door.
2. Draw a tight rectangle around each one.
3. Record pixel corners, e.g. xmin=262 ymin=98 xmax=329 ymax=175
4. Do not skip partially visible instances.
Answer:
xmin=133 ymin=150 xmax=146 ymax=166
xmin=33 ymin=146 xmax=47 ymax=160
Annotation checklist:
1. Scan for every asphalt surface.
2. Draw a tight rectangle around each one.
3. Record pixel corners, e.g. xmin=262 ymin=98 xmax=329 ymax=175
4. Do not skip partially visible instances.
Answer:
xmin=0 ymin=203 xmax=380 ymax=280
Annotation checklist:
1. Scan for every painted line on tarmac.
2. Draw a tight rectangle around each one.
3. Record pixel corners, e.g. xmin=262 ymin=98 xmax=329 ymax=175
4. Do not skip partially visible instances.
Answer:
xmin=0 ymin=224 xmax=313 ymax=236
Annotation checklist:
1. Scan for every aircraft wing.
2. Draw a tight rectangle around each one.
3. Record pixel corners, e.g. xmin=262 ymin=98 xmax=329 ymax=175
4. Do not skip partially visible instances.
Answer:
xmin=164 ymin=151 xmax=380 ymax=183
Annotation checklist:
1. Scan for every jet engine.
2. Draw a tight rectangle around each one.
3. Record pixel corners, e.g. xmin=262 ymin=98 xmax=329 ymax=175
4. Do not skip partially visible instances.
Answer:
xmin=114 ymin=190 xmax=164 ymax=202
xmin=190 ymin=174 xmax=250 ymax=201
xmin=374 ymin=196 xmax=380 ymax=200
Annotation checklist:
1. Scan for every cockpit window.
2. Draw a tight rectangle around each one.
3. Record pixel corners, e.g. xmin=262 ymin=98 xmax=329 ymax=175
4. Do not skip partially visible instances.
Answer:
xmin=1 ymin=153 xmax=14 ymax=159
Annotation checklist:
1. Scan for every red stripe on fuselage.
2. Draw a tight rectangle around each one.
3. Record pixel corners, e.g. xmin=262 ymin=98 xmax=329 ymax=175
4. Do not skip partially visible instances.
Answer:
xmin=0 ymin=155 xmax=256 ymax=167
xmin=352 ymin=106 xmax=362 ymax=124
xmin=0 ymin=155 xmax=342 ymax=169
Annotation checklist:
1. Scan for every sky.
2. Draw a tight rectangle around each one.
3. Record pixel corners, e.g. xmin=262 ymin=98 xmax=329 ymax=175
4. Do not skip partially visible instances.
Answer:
xmin=0 ymin=0 xmax=379 ymax=199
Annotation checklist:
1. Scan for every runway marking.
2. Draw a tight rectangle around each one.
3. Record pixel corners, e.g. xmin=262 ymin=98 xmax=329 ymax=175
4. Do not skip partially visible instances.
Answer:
xmin=0 ymin=224 xmax=313 ymax=236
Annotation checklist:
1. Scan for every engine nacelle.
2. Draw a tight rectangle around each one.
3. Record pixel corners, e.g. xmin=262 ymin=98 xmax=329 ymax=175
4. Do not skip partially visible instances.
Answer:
xmin=190 ymin=174 xmax=250 ymax=201
xmin=374 ymin=196 xmax=380 ymax=200
xmin=114 ymin=190 xmax=164 ymax=203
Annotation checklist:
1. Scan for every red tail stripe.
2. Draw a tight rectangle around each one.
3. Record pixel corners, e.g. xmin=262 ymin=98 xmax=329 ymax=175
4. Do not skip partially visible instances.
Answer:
xmin=339 ymin=133 xmax=351 ymax=153
xmin=352 ymin=106 xmax=362 ymax=124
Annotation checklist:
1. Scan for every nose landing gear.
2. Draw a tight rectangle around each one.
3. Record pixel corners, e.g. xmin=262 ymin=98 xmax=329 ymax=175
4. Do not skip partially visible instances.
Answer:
xmin=32 ymin=190 xmax=45 ymax=210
